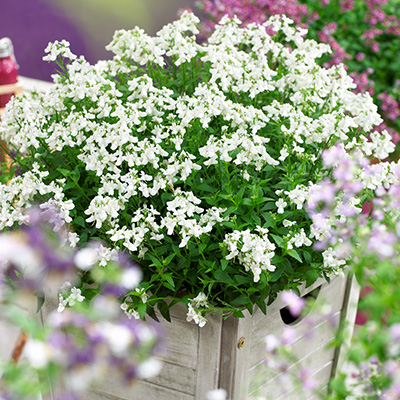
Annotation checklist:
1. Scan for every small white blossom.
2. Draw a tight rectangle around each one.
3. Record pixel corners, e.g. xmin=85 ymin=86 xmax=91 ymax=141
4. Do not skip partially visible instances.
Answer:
xmin=275 ymin=198 xmax=287 ymax=214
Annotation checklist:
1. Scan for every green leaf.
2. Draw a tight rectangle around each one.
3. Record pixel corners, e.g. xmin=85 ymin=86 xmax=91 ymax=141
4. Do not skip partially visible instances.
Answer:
xmin=197 ymin=183 xmax=216 ymax=193
xmin=163 ymin=253 xmax=175 ymax=266
xmin=305 ymin=270 xmax=320 ymax=287
xmin=261 ymin=212 xmax=275 ymax=227
xmin=231 ymin=293 xmax=249 ymax=306
xmin=157 ymin=301 xmax=171 ymax=322
xmin=36 ymin=293 xmax=45 ymax=313
xmin=251 ymin=214 xmax=261 ymax=225
xmin=303 ymin=251 xmax=312 ymax=264
xmin=234 ymin=274 xmax=251 ymax=285
xmin=57 ymin=168 xmax=70 ymax=177
xmin=148 ymin=254 xmax=163 ymax=269
xmin=146 ymin=306 xmax=160 ymax=323
xmin=224 ymin=206 xmax=238 ymax=217
xmin=74 ymin=216 xmax=86 ymax=227
xmin=162 ymin=281 xmax=175 ymax=291
xmin=233 ymin=310 xmax=245 ymax=318
xmin=242 ymin=198 xmax=253 ymax=206
xmin=138 ymin=302 xmax=147 ymax=320
xmin=221 ymin=259 xmax=229 ymax=270
xmin=163 ymin=274 xmax=175 ymax=289
xmin=270 ymin=266 xmax=286 ymax=282
xmin=270 ymin=234 xmax=284 ymax=247
xmin=214 ymin=269 xmax=235 ymax=284
xmin=287 ymin=249 xmax=302 ymax=263
xmin=234 ymin=187 xmax=245 ymax=204
xmin=261 ymin=202 xmax=276 ymax=211
xmin=256 ymin=299 xmax=267 ymax=314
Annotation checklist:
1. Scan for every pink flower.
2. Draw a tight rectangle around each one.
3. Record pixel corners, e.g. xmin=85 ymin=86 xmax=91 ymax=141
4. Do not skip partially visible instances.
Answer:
xmin=281 ymin=290 xmax=306 ymax=317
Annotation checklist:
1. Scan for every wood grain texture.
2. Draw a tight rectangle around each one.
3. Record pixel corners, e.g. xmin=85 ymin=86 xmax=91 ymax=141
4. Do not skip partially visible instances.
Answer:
xmin=196 ymin=312 xmax=223 ymax=399
xmin=33 ymin=274 xmax=354 ymax=400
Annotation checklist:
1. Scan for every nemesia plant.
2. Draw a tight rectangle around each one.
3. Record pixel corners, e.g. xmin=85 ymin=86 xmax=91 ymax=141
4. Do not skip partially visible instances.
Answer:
xmin=0 ymin=12 xmax=396 ymax=325
xmin=0 ymin=207 xmax=163 ymax=400
xmin=198 ymin=0 xmax=400 ymax=148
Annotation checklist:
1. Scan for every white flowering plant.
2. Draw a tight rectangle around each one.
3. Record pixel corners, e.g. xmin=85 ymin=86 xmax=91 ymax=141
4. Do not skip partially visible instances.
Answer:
xmin=0 ymin=12 xmax=397 ymax=325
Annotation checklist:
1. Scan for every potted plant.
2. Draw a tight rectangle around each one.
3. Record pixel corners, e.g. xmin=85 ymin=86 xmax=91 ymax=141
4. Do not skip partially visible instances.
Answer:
xmin=0 ymin=11 xmax=393 ymax=399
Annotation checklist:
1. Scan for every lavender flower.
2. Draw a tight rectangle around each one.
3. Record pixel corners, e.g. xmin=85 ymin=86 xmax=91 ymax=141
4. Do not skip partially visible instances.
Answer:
xmin=281 ymin=290 xmax=306 ymax=317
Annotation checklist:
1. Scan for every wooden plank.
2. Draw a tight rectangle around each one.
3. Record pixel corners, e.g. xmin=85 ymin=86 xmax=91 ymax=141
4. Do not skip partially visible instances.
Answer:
xmin=251 ymin=275 xmax=346 ymax=347
xmin=0 ymin=79 xmax=23 ymax=96
xmin=274 ymin=363 xmax=333 ymax=400
xmin=19 ymin=76 xmax=53 ymax=93
xmin=249 ymin=346 xmax=335 ymax=399
xmin=231 ymin=311 xmax=255 ymax=400
xmin=144 ymin=360 xmax=196 ymax=394
xmin=248 ymin=313 xmax=339 ymax=388
xmin=195 ymin=312 xmax=223 ymax=399
xmin=83 ymin=379 xmax=194 ymax=400
xmin=158 ymin=315 xmax=199 ymax=369
xmin=218 ymin=309 xmax=254 ymax=400
xmin=249 ymin=310 xmax=341 ymax=369
xmin=87 ymin=359 xmax=197 ymax=397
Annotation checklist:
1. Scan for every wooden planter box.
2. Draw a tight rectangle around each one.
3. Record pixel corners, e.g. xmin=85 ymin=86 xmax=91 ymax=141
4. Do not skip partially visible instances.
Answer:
xmin=74 ymin=273 xmax=358 ymax=400
xmin=1 ymin=265 xmax=359 ymax=399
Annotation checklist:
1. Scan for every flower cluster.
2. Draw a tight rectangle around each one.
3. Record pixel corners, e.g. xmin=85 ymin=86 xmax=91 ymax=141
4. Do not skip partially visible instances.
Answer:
xmin=197 ymin=0 xmax=400 ymax=150
xmin=302 ymin=147 xmax=400 ymax=398
xmin=223 ymin=228 xmax=276 ymax=282
xmin=0 ymin=12 xmax=395 ymax=325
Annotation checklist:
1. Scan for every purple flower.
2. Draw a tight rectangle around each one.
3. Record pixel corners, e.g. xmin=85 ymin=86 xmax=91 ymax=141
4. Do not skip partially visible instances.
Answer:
xmin=368 ymin=226 xmax=397 ymax=259
xmin=281 ymin=290 xmax=306 ymax=317
xmin=297 ymin=368 xmax=318 ymax=390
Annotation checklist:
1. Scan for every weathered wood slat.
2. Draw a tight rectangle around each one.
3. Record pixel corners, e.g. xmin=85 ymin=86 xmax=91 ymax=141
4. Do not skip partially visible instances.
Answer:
xmin=83 ymin=380 xmax=195 ymax=400
xmin=251 ymin=275 xmax=346 ymax=347
xmin=1 ymin=273 xmax=355 ymax=400
xmin=250 ymin=347 xmax=335 ymax=399
xmin=159 ymin=316 xmax=199 ymax=369
xmin=274 ymin=363 xmax=333 ymax=400
xmin=196 ymin=312 xmax=223 ymax=399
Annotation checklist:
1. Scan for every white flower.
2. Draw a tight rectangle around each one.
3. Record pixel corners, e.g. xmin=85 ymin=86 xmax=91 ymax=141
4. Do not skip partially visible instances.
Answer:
xmin=58 ymin=287 xmax=85 ymax=311
xmin=223 ymin=228 xmax=276 ymax=282
xmin=24 ymin=340 xmax=53 ymax=369
xmin=186 ymin=304 xmax=207 ymax=327
xmin=136 ymin=358 xmax=163 ymax=379
xmin=102 ymin=322 xmax=133 ymax=355
xmin=285 ymin=185 xmax=309 ymax=210
xmin=279 ymin=148 xmax=289 ymax=161
xmin=275 ymin=198 xmax=287 ymax=214
xmin=288 ymin=229 xmax=312 ymax=249
xmin=206 ymin=389 xmax=227 ymax=400
xmin=120 ymin=302 xmax=140 ymax=320
xmin=322 ymin=248 xmax=346 ymax=270
xmin=120 ymin=268 xmax=142 ymax=289
xmin=283 ymin=219 xmax=296 ymax=227
xmin=74 ymin=247 xmax=98 ymax=270
xmin=191 ymin=292 xmax=208 ymax=308
xmin=43 ymin=40 xmax=77 ymax=62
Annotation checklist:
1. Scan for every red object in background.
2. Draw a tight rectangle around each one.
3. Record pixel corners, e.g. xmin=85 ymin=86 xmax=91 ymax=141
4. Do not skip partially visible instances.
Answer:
xmin=0 ymin=38 xmax=18 ymax=108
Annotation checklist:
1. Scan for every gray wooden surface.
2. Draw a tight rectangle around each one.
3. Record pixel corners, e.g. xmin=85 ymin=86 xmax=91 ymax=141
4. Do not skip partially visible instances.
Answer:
xmin=0 ymin=273 xmax=358 ymax=400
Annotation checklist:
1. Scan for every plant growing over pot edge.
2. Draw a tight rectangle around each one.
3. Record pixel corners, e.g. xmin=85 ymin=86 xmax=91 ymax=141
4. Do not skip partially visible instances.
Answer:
xmin=0 ymin=12 xmax=396 ymax=325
